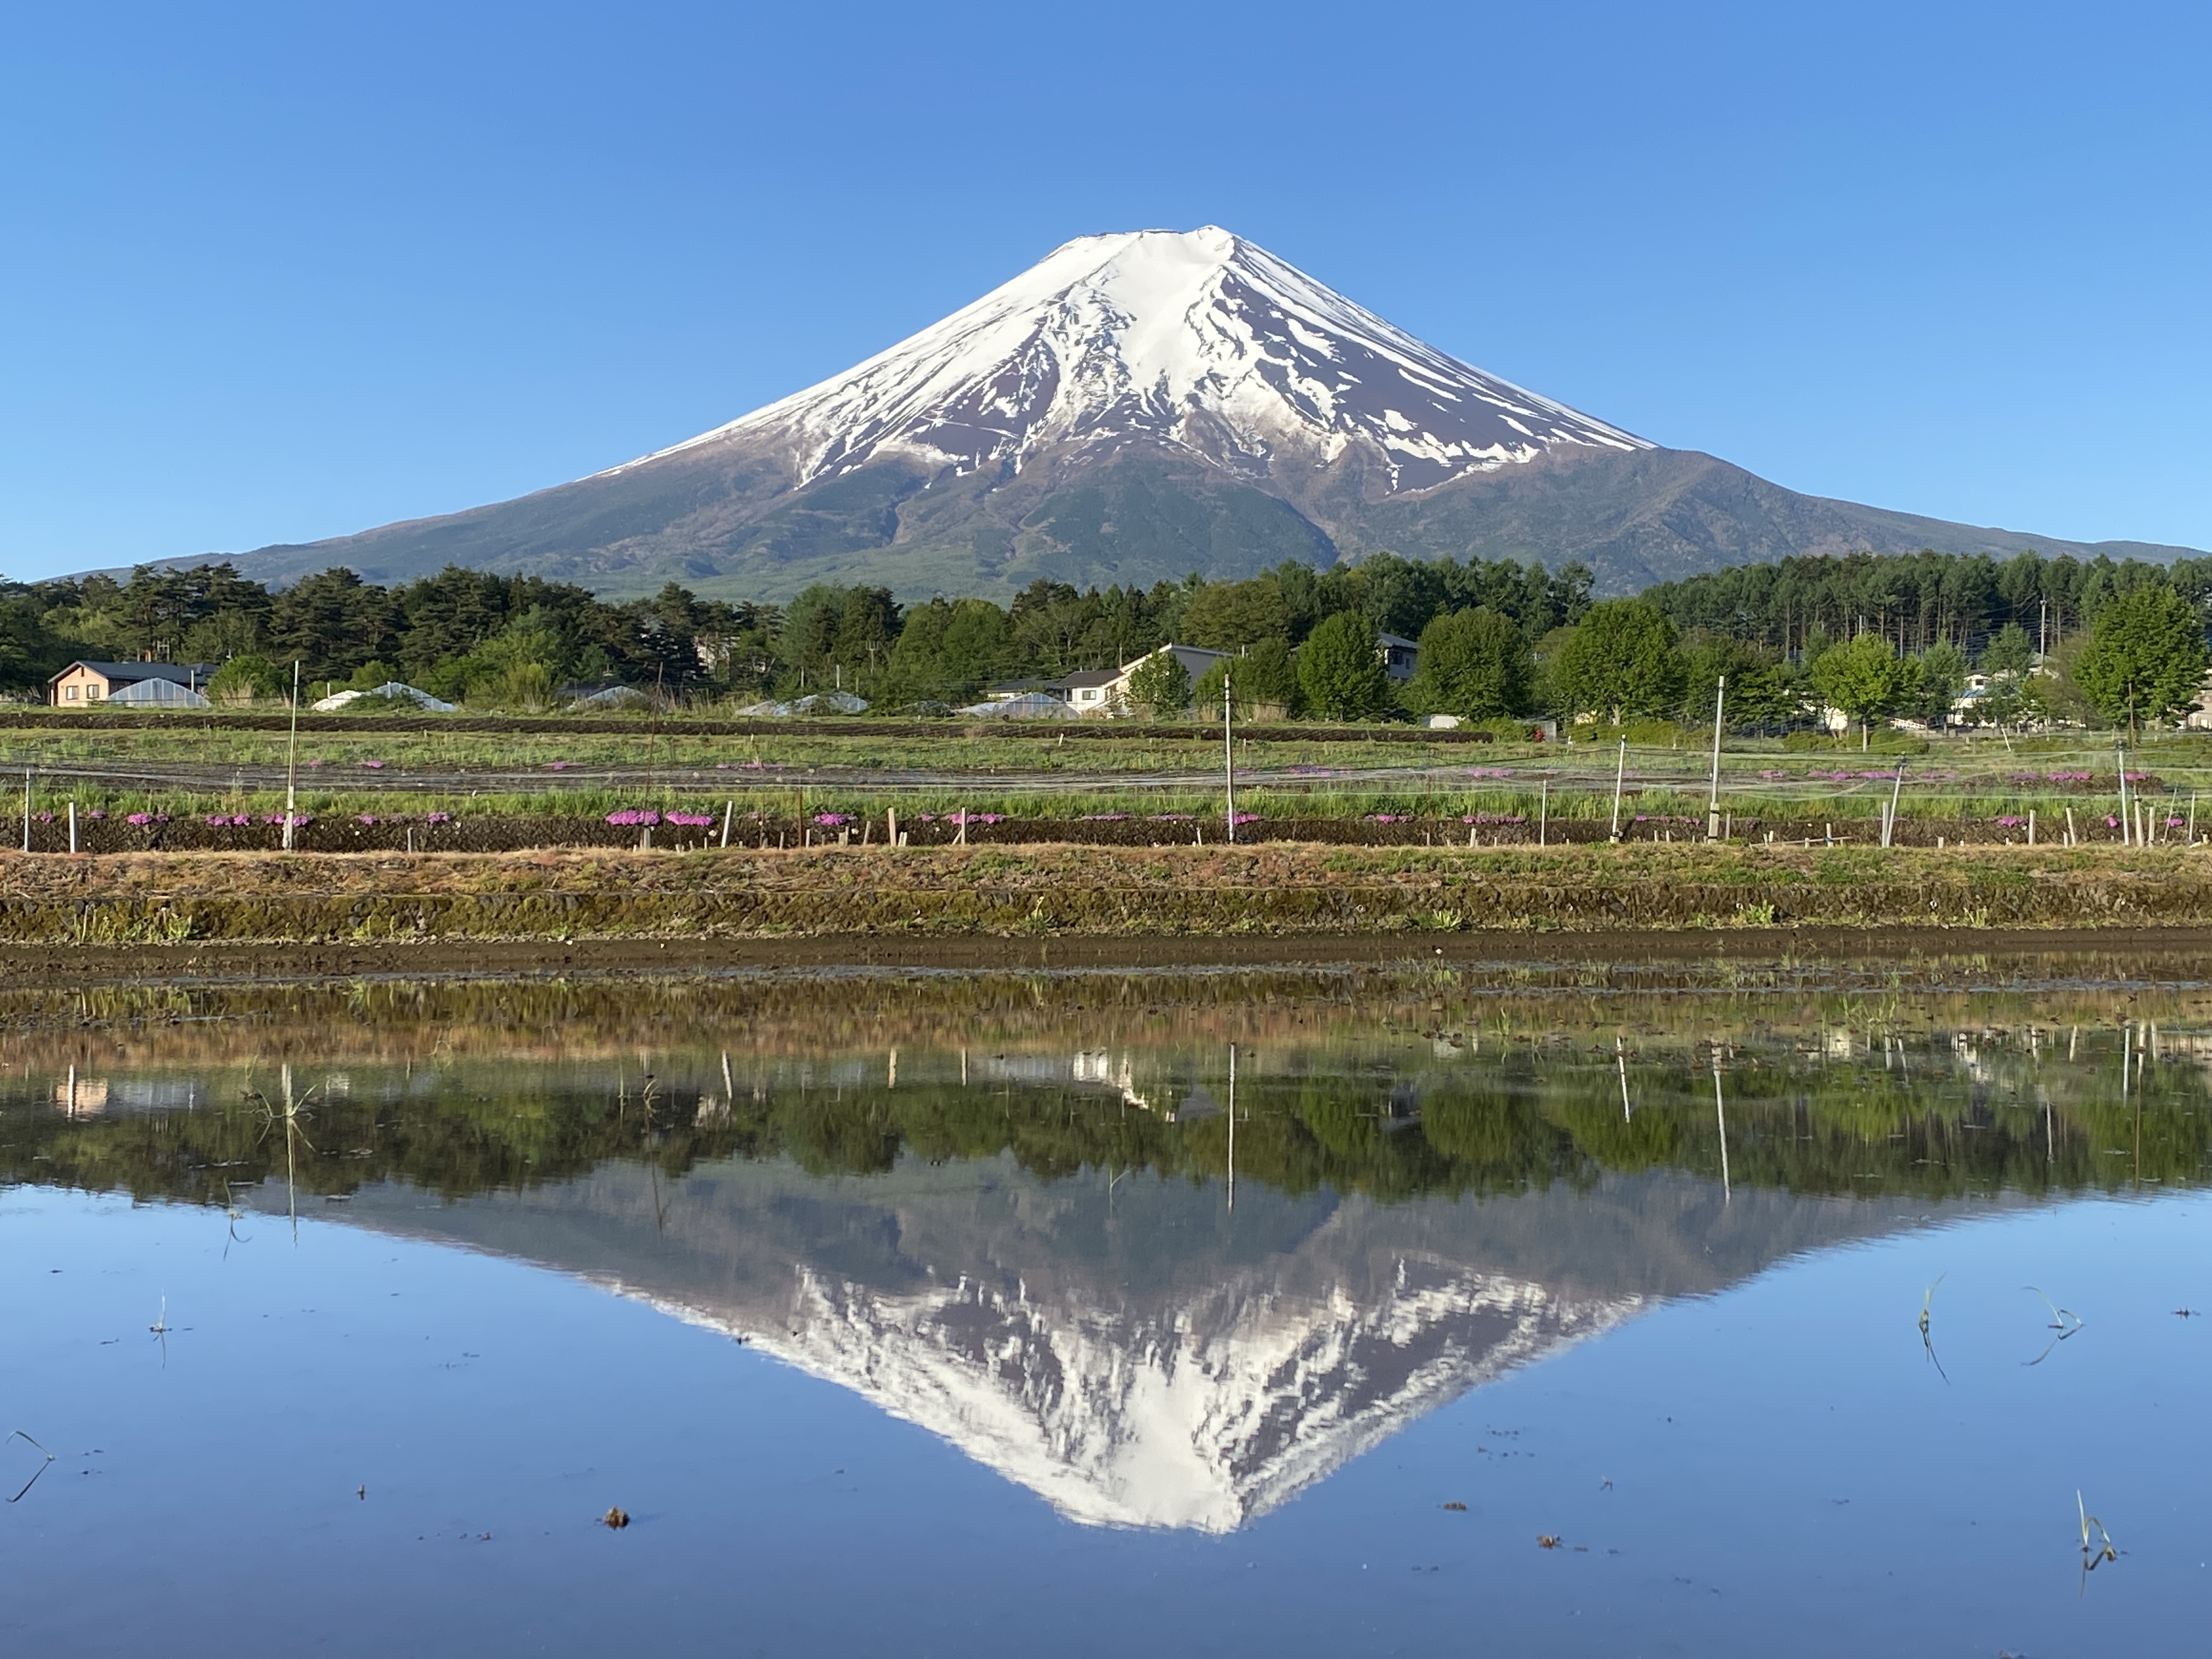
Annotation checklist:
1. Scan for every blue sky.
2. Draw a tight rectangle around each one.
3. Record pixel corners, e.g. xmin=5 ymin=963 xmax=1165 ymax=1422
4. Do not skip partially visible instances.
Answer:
xmin=4 ymin=1 xmax=2207 ymax=580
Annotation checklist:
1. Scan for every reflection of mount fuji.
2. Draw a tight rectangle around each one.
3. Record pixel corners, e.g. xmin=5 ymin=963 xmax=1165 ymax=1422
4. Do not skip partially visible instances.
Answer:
xmin=321 ymin=1148 xmax=1947 ymax=1533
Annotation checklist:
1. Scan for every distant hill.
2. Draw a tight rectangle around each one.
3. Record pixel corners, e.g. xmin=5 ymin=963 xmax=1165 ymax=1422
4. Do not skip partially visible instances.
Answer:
xmin=211 ymin=227 xmax=2200 ymax=599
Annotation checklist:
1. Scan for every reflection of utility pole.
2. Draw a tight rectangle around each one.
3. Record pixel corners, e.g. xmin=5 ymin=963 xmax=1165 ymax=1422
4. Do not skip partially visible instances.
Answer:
xmin=1616 ymin=1037 xmax=1630 ymax=1122
xmin=1226 ymin=1043 xmax=1237 ymax=1214
xmin=1713 ymin=1053 xmax=1731 ymax=1198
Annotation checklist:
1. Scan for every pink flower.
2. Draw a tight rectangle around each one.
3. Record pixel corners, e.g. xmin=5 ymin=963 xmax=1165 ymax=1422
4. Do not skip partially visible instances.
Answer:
xmin=361 ymin=760 xmax=386 ymax=770
xmin=606 ymin=809 xmax=660 ymax=827
xmin=812 ymin=812 xmax=851 ymax=827
xmin=665 ymin=811 xmax=714 ymax=828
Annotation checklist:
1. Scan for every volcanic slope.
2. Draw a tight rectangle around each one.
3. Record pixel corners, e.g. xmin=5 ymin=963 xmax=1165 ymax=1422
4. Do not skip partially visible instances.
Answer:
xmin=228 ymin=227 xmax=2202 ymax=598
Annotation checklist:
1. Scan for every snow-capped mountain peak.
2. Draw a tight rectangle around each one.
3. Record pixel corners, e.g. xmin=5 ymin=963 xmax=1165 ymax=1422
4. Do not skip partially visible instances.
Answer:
xmin=618 ymin=226 xmax=1649 ymax=494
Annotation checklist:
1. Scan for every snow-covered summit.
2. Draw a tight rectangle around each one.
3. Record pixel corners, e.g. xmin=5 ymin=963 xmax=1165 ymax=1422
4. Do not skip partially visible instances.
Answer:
xmin=617 ymin=227 xmax=1650 ymax=494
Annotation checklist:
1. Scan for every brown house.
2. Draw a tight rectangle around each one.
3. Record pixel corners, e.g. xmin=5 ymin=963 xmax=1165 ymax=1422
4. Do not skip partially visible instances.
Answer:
xmin=48 ymin=661 xmax=215 ymax=708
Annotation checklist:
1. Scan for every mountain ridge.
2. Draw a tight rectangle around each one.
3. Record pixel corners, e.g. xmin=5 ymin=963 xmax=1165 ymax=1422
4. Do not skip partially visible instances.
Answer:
xmin=201 ymin=227 xmax=2202 ymax=599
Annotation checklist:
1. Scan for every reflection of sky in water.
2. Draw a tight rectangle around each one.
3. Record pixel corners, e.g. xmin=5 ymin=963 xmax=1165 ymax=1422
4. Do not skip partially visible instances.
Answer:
xmin=3 ymin=972 xmax=2211 ymax=1654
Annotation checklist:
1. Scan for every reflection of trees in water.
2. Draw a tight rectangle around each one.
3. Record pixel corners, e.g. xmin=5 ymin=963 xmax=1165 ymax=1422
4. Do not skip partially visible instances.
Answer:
xmin=6 ymin=1022 xmax=2207 ymax=1210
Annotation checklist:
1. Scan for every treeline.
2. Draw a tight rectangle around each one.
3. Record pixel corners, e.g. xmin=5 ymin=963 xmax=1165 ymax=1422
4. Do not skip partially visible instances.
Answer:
xmin=9 ymin=1045 xmax=2204 ymax=1212
xmin=1642 ymin=546 xmax=2212 ymax=657
xmin=3 ymin=544 xmax=2208 ymax=730
xmin=0 ymin=554 xmax=1593 ymax=714
xmin=0 ymin=565 xmax=776 ymax=706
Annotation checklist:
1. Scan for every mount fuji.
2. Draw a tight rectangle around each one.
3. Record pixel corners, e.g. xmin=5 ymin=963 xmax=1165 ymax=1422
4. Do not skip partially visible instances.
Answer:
xmin=228 ymin=227 xmax=2198 ymax=597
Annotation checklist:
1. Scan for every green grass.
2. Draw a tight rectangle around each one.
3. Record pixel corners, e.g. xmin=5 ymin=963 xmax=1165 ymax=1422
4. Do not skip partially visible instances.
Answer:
xmin=3 ymin=715 xmax=2208 ymax=834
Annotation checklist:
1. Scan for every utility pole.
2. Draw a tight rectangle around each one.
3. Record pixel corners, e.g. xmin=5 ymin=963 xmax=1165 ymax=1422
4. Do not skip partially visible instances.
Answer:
xmin=283 ymin=661 xmax=301 ymax=852
xmin=1222 ymin=665 xmax=1236 ymax=845
xmin=1706 ymin=675 xmax=1726 ymax=840
xmin=1609 ymin=737 xmax=1627 ymax=842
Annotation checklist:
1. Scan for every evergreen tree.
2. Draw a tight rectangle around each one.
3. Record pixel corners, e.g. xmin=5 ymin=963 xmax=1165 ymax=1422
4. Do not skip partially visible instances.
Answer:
xmin=1194 ymin=637 xmax=1299 ymax=720
xmin=1122 ymin=648 xmax=1192 ymax=718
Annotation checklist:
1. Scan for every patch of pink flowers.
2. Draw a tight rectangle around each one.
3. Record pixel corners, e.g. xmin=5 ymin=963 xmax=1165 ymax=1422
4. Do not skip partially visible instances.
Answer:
xmin=812 ymin=812 xmax=851 ymax=827
xmin=126 ymin=812 xmax=165 ymax=827
xmin=606 ymin=809 xmax=661 ymax=827
xmin=665 ymin=811 xmax=714 ymax=828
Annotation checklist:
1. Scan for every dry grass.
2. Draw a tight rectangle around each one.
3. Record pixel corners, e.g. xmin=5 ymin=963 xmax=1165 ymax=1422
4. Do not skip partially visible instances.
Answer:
xmin=3 ymin=840 xmax=2210 ymax=941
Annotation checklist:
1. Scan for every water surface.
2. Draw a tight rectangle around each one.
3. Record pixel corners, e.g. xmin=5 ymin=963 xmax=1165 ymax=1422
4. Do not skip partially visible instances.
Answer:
xmin=4 ymin=961 xmax=2209 ymax=1654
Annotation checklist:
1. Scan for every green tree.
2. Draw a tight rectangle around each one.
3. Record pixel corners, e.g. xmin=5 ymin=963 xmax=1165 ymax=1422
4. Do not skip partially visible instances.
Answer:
xmin=1978 ymin=622 xmax=2035 ymax=678
xmin=887 ymin=598 xmax=1012 ymax=703
xmin=1915 ymin=640 xmax=1970 ymax=729
xmin=1809 ymin=632 xmax=1917 ymax=749
xmin=1121 ymin=648 xmax=1191 ymax=718
xmin=205 ymin=653 xmax=284 ymax=706
xmin=2073 ymin=584 xmax=2209 ymax=735
xmin=1677 ymin=634 xmax=1794 ymax=728
xmin=1193 ymin=637 xmax=1299 ymax=720
xmin=1548 ymin=601 xmax=1683 ymax=726
xmin=1295 ymin=611 xmax=1391 ymax=720
xmin=269 ymin=568 xmax=399 ymax=679
xmin=1408 ymin=607 xmax=1531 ymax=719
xmin=1178 ymin=578 xmax=1292 ymax=650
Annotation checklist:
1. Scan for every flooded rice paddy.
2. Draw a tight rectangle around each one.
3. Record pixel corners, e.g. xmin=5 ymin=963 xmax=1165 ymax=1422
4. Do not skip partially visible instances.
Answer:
xmin=4 ymin=955 xmax=2210 ymax=1655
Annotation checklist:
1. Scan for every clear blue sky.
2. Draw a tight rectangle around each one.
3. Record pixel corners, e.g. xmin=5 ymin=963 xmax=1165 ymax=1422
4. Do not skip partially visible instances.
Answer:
xmin=4 ymin=1 xmax=2207 ymax=581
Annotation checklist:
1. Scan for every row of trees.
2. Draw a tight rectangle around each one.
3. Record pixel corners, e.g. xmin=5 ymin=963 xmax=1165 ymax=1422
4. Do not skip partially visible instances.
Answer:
xmin=1537 ymin=585 xmax=2210 ymax=740
xmin=1641 ymin=546 xmax=2212 ymax=659
xmin=0 ymin=565 xmax=776 ymax=707
xmin=0 ymin=553 xmax=1591 ymax=712
xmin=2 ymin=544 xmax=2205 ymax=730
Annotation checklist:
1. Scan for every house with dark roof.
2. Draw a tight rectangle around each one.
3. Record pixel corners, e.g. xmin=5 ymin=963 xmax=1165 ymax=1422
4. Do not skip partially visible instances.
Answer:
xmin=1377 ymin=632 xmax=1420 ymax=682
xmin=48 ymin=661 xmax=216 ymax=708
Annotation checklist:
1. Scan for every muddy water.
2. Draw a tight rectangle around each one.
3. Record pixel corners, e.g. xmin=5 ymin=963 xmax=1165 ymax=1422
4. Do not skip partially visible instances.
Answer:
xmin=3 ymin=959 xmax=2209 ymax=1655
